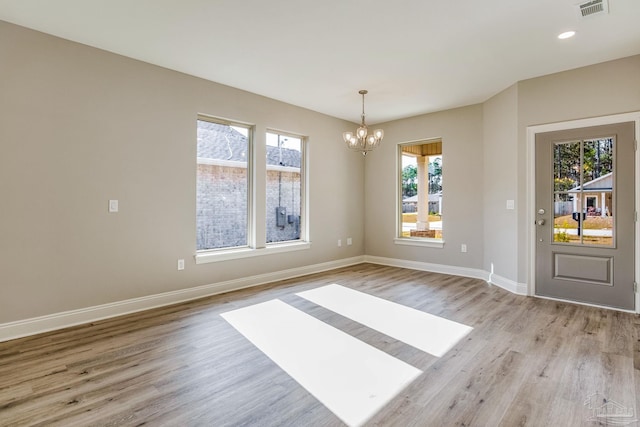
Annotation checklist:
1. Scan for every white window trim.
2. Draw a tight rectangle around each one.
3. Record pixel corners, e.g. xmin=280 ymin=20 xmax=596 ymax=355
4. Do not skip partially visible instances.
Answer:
xmin=197 ymin=157 xmax=247 ymax=168
xmin=195 ymin=241 xmax=311 ymax=264
xmin=394 ymin=237 xmax=445 ymax=248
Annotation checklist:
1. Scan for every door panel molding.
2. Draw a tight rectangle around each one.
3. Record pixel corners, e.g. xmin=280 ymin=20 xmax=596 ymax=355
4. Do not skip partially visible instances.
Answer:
xmin=526 ymin=111 xmax=640 ymax=313
xmin=553 ymin=253 xmax=612 ymax=286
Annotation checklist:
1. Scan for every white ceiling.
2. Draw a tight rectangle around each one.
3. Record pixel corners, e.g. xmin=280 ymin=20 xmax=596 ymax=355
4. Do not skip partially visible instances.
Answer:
xmin=1 ymin=0 xmax=639 ymax=124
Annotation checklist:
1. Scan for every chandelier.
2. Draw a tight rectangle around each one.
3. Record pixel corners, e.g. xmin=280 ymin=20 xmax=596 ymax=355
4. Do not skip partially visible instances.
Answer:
xmin=343 ymin=90 xmax=384 ymax=156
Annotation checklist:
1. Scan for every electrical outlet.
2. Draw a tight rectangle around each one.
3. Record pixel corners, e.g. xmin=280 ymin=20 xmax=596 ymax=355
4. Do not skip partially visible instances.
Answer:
xmin=177 ymin=259 xmax=185 ymax=270
xmin=338 ymin=239 xmax=342 ymax=247
xmin=461 ymin=244 xmax=467 ymax=253
xmin=347 ymin=237 xmax=353 ymax=246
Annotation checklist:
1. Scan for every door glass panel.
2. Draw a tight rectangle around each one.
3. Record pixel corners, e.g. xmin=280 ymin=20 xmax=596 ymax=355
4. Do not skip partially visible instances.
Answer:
xmin=553 ymin=141 xmax=581 ymax=191
xmin=552 ymin=138 xmax=614 ymax=247
xmin=581 ymin=138 xmax=614 ymax=246
xmin=553 ymin=192 xmax=579 ymax=243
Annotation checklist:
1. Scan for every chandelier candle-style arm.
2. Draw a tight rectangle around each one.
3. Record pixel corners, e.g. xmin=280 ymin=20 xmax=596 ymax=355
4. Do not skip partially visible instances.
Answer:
xmin=343 ymin=90 xmax=384 ymax=156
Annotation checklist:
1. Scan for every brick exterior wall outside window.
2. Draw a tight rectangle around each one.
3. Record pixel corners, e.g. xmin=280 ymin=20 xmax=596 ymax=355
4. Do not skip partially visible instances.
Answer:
xmin=196 ymin=164 xmax=248 ymax=250
xmin=266 ymin=169 xmax=301 ymax=243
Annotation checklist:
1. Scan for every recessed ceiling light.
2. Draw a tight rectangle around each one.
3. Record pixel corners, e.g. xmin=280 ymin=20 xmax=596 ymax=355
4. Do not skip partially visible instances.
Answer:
xmin=558 ymin=31 xmax=576 ymax=39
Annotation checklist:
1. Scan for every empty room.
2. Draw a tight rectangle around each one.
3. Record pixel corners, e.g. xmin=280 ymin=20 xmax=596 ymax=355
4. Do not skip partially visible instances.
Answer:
xmin=1 ymin=1 xmax=639 ymax=426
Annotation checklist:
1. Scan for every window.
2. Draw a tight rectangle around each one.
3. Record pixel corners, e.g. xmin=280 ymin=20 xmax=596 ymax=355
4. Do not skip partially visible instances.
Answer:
xmin=196 ymin=117 xmax=251 ymax=251
xmin=195 ymin=116 xmax=310 ymax=262
xmin=397 ymin=140 xmax=443 ymax=247
xmin=266 ymin=131 xmax=304 ymax=244
xmin=552 ymin=137 xmax=614 ymax=246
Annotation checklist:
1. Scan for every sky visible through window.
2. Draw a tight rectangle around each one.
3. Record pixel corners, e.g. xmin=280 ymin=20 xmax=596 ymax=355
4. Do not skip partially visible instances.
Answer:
xmin=230 ymin=125 xmax=248 ymax=138
xmin=266 ymin=132 xmax=301 ymax=149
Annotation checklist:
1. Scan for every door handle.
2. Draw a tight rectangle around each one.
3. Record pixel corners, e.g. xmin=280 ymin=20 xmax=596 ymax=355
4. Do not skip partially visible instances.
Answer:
xmin=536 ymin=219 xmax=545 ymax=226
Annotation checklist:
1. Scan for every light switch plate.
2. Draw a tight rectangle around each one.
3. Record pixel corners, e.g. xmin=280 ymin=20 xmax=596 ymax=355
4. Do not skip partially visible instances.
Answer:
xmin=506 ymin=200 xmax=515 ymax=210
xmin=109 ymin=200 xmax=119 ymax=213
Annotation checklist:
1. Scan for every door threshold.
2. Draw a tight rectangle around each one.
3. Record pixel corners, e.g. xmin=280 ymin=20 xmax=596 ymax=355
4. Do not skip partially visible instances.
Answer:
xmin=534 ymin=294 xmax=635 ymax=314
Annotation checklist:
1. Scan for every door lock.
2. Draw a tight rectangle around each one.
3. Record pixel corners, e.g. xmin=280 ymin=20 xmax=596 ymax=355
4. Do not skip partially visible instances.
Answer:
xmin=536 ymin=219 xmax=545 ymax=226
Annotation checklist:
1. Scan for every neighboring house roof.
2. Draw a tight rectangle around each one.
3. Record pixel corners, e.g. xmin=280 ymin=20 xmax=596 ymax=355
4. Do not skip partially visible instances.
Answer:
xmin=266 ymin=145 xmax=300 ymax=168
xmin=197 ymin=122 xmax=247 ymax=162
xmin=197 ymin=121 xmax=301 ymax=168
xmin=568 ymin=172 xmax=613 ymax=192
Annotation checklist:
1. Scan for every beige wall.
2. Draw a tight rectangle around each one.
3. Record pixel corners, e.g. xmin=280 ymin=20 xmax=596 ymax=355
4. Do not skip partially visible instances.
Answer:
xmin=483 ymin=84 xmax=518 ymax=282
xmin=516 ymin=55 xmax=640 ymax=283
xmin=364 ymin=105 xmax=485 ymax=269
xmin=0 ymin=21 xmax=364 ymax=323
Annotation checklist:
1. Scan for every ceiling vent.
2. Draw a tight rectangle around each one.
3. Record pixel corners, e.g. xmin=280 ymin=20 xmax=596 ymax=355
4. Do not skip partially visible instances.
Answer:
xmin=577 ymin=0 xmax=609 ymax=18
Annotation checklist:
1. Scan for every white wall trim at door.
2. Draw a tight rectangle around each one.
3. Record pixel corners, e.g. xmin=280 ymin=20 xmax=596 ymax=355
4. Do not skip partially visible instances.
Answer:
xmin=526 ymin=111 xmax=640 ymax=313
xmin=0 ymin=256 xmax=366 ymax=343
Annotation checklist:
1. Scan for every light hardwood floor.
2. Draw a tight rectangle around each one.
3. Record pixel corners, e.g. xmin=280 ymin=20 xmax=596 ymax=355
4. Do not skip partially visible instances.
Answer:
xmin=1 ymin=263 xmax=639 ymax=426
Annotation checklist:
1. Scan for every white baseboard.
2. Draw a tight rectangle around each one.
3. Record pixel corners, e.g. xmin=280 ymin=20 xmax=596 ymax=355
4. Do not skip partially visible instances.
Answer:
xmin=488 ymin=273 xmax=529 ymax=295
xmin=363 ymin=255 xmax=529 ymax=295
xmin=364 ymin=255 xmax=490 ymax=281
xmin=0 ymin=256 xmax=366 ymax=343
xmin=0 ymin=255 xmax=533 ymax=342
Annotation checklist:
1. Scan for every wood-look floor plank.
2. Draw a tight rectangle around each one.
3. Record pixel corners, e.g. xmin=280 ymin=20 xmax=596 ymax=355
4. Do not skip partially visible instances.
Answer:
xmin=1 ymin=263 xmax=638 ymax=426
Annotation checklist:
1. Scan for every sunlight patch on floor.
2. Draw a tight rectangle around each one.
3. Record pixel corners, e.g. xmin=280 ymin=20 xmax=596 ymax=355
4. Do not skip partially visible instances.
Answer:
xmin=297 ymin=284 xmax=473 ymax=357
xmin=221 ymin=299 xmax=422 ymax=427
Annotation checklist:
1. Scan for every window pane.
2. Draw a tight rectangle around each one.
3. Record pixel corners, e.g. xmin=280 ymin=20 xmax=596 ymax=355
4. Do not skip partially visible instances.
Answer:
xmin=551 ymin=138 xmax=614 ymax=247
xmin=581 ymin=138 xmax=614 ymax=246
xmin=553 ymin=192 xmax=579 ymax=243
xmin=553 ymin=141 xmax=580 ymax=191
xmin=196 ymin=119 xmax=249 ymax=250
xmin=399 ymin=141 xmax=442 ymax=239
xmin=266 ymin=132 xmax=303 ymax=244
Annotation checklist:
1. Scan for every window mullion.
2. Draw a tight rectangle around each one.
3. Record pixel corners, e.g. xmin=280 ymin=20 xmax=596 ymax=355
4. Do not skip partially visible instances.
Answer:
xmin=253 ymin=127 xmax=267 ymax=249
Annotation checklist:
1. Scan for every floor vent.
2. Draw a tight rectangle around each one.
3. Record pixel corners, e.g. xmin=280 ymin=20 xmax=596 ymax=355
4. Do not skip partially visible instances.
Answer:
xmin=577 ymin=0 xmax=609 ymax=18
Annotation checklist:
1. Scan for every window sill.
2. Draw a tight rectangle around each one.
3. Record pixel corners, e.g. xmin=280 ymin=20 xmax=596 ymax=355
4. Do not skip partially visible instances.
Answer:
xmin=195 ymin=241 xmax=311 ymax=264
xmin=394 ymin=237 xmax=445 ymax=248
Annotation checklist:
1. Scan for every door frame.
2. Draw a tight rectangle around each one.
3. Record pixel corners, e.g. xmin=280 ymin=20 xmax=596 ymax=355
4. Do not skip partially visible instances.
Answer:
xmin=526 ymin=112 xmax=640 ymax=313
